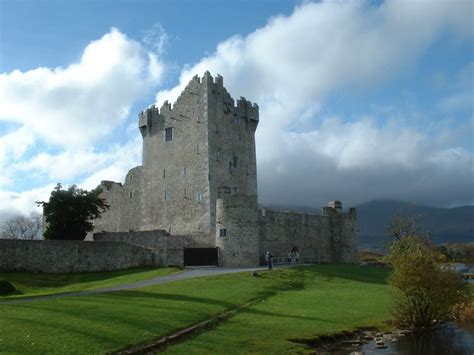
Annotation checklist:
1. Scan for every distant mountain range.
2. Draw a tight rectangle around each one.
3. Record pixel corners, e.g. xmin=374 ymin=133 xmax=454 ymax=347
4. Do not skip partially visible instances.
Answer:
xmin=356 ymin=200 xmax=474 ymax=249
xmin=262 ymin=200 xmax=474 ymax=250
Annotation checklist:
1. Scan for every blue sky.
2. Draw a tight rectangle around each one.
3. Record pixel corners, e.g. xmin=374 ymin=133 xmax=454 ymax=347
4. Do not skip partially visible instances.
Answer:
xmin=0 ymin=0 xmax=473 ymax=216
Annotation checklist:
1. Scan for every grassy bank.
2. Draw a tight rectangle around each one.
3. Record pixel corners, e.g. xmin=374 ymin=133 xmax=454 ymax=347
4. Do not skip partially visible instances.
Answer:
xmin=0 ymin=267 xmax=180 ymax=299
xmin=164 ymin=265 xmax=391 ymax=353
xmin=0 ymin=265 xmax=391 ymax=354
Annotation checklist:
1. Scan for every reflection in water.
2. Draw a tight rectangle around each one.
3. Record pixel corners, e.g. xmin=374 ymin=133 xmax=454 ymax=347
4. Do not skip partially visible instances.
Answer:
xmin=360 ymin=322 xmax=474 ymax=355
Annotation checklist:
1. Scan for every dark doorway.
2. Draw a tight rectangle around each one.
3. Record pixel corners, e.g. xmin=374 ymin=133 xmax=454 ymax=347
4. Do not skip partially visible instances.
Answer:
xmin=183 ymin=248 xmax=218 ymax=266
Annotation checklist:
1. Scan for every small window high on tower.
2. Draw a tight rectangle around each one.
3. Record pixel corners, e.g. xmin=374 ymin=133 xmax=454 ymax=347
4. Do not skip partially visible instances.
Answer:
xmin=165 ymin=127 xmax=173 ymax=142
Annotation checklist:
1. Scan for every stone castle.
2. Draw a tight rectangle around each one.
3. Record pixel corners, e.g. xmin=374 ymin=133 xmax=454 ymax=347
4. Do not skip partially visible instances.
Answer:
xmin=92 ymin=72 xmax=357 ymax=267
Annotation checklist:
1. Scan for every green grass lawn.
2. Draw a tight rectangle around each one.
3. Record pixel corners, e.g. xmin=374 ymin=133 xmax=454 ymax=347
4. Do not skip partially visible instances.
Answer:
xmin=0 ymin=265 xmax=391 ymax=354
xmin=0 ymin=267 xmax=181 ymax=300
xmin=164 ymin=265 xmax=391 ymax=354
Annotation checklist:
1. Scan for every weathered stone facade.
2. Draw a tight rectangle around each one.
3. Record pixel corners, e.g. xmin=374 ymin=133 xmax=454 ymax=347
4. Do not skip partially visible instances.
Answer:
xmin=93 ymin=73 xmax=357 ymax=267
xmin=0 ymin=239 xmax=161 ymax=273
xmin=258 ymin=207 xmax=357 ymax=264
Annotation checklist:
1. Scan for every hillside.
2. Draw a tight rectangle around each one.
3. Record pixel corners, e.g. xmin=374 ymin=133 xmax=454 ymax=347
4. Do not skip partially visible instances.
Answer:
xmin=355 ymin=200 xmax=474 ymax=249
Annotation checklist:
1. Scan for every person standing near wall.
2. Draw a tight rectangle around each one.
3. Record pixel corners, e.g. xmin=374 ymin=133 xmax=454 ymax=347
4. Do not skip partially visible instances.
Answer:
xmin=291 ymin=246 xmax=299 ymax=264
xmin=266 ymin=251 xmax=273 ymax=269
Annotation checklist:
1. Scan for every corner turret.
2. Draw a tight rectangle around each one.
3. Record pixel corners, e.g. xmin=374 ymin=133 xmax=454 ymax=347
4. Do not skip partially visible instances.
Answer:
xmin=138 ymin=105 xmax=163 ymax=138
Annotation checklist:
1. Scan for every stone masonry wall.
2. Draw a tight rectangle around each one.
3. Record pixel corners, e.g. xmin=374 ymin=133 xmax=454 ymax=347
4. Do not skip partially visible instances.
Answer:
xmin=94 ymin=74 xmax=218 ymax=241
xmin=92 ymin=73 xmax=259 ymax=250
xmin=324 ymin=207 xmax=358 ymax=263
xmin=0 ymin=240 xmax=162 ymax=273
xmin=257 ymin=206 xmax=358 ymax=264
xmin=215 ymin=193 xmax=259 ymax=267
xmin=138 ymin=75 xmax=212 ymax=236
xmin=93 ymin=230 xmax=215 ymax=266
xmin=258 ymin=209 xmax=333 ymax=263
xmin=207 ymin=73 xmax=259 ymax=238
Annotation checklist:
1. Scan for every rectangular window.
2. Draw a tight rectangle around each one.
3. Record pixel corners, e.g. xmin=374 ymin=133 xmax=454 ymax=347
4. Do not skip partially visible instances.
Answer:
xmin=228 ymin=161 xmax=233 ymax=174
xmin=184 ymin=188 xmax=187 ymax=197
xmin=219 ymin=228 xmax=227 ymax=237
xmin=129 ymin=191 xmax=133 ymax=199
xmin=183 ymin=166 xmax=187 ymax=176
xmin=233 ymin=156 xmax=238 ymax=168
xmin=165 ymin=127 xmax=173 ymax=142
xmin=233 ymin=187 xmax=238 ymax=193
xmin=163 ymin=169 xmax=166 ymax=179
xmin=164 ymin=190 xmax=168 ymax=200
xmin=197 ymin=192 xmax=203 ymax=203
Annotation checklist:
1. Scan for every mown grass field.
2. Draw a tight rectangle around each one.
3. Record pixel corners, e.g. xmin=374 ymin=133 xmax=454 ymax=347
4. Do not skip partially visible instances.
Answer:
xmin=0 ymin=267 xmax=180 ymax=300
xmin=0 ymin=265 xmax=391 ymax=354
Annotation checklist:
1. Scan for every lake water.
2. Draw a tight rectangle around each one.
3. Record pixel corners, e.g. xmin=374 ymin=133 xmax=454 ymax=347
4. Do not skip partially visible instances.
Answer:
xmin=359 ymin=322 xmax=474 ymax=355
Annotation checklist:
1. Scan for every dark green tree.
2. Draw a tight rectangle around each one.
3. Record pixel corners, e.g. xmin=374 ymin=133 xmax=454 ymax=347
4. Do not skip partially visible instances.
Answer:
xmin=37 ymin=184 xmax=109 ymax=240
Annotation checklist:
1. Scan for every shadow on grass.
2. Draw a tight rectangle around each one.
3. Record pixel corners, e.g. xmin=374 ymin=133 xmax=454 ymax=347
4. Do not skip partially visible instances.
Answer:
xmin=102 ymin=287 xmax=334 ymax=323
xmin=2 ymin=314 xmax=123 ymax=346
xmin=0 ymin=267 xmax=174 ymax=289
xmin=9 ymin=297 xmax=179 ymax=335
xmin=297 ymin=264 xmax=390 ymax=285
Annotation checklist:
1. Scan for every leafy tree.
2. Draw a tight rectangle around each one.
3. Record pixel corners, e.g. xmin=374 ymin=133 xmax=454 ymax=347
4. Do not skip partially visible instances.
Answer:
xmin=0 ymin=213 xmax=42 ymax=240
xmin=388 ymin=235 xmax=470 ymax=329
xmin=37 ymin=184 xmax=109 ymax=240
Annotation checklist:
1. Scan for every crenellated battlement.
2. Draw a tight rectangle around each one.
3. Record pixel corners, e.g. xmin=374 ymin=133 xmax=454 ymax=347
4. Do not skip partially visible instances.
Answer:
xmin=236 ymin=96 xmax=259 ymax=122
xmin=142 ymin=72 xmax=259 ymax=126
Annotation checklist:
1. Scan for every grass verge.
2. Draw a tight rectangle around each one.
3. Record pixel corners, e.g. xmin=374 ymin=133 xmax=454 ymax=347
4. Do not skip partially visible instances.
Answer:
xmin=0 ymin=267 xmax=180 ymax=300
xmin=0 ymin=265 xmax=391 ymax=354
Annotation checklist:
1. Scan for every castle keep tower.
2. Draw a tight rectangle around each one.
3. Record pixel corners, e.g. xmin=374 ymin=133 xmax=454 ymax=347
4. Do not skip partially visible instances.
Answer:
xmin=94 ymin=72 xmax=357 ymax=267
xmin=95 ymin=72 xmax=260 ymax=265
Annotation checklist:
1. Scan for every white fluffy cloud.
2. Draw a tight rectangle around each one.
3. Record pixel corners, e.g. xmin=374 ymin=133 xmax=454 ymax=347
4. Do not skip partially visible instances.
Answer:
xmin=156 ymin=0 xmax=473 ymax=207
xmin=0 ymin=27 xmax=163 ymax=215
xmin=0 ymin=126 xmax=35 ymax=170
xmin=156 ymin=0 xmax=472 ymax=106
xmin=257 ymin=115 xmax=473 ymax=208
xmin=0 ymin=28 xmax=164 ymax=146
xmin=0 ymin=136 xmax=142 ymax=216
xmin=0 ymin=185 xmax=54 ymax=219
xmin=13 ymin=135 xmax=141 ymax=182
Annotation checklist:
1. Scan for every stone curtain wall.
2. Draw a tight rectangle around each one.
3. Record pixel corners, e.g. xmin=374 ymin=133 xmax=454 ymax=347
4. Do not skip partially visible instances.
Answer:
xmin=257 ymin=209 xmax=333 ymax=263
xmin=94 ymin=230 xmax=184 ymax=266
xmin=257 ymin=207 xmax=358 ymax=264
xmin=94 ymin=230 xmax=171 ymax=249
xmin=93 ymin=230 xmax=215 ymax=266
xmin=0 ymin=240 xmax=163 ymax=273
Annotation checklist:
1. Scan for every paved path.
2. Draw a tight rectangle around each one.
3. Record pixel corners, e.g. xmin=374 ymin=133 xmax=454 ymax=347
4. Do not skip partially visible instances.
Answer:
xmin=0 ymin=265 xmax=286 ymax=305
